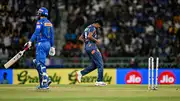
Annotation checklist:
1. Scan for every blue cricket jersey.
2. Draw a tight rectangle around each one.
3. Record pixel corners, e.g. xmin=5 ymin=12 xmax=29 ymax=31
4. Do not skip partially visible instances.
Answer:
xmin=82 ymin=24 xmax=99 ymax=51
xmin=30 ymin=18 xmax=54 ymax=47
xmin=83 ymin=25 xmax=98 ymax=44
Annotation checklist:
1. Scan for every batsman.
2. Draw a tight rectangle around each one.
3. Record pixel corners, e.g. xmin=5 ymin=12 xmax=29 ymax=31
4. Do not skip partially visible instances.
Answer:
xmin=24 ymin=7 xmax=55 ymax=89
xmin=76 ymin=20 xmax=107 ymax=86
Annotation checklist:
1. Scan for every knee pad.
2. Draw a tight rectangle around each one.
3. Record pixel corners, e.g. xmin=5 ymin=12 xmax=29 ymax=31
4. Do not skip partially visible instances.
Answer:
xmin=32 ymin=59 xmax=41 ymax=68
xmin=33 ymin=59 xmax=41 ymax=73
xmin=33 ymin=59 xmax=48 ymax=79
xmin=32 ymin=59 xmax=36 ymax=67
xmin=33 ymin=59 xmax=36 ymax=64
xmin=33 ymin=60 xmax=43 ymax=74
xmin=37 ymin=63 xmax=48 ymax=78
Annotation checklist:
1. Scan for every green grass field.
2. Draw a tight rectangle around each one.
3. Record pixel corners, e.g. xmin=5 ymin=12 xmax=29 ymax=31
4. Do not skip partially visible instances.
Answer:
xmin=0 ymin=85 xmax=180 ymax=101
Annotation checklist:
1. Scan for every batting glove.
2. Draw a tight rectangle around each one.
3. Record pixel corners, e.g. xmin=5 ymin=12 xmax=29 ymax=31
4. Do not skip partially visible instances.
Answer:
xmin=49 ymin=47 xmax=55 ymax=56
xmin=24 ymin=41 xmax=32 ymax=49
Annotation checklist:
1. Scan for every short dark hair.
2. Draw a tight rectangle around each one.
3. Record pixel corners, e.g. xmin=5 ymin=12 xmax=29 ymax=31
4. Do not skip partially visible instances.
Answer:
xmin=93 ymin=19 xmax=103 ymax=27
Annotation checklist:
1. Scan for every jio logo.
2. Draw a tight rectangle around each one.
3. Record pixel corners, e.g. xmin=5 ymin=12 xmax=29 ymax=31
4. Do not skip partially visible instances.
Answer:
xmin=125 ymin=71 xmax=142 ymax=84
xmin=158 ymin=71 xmax=175 ymax=84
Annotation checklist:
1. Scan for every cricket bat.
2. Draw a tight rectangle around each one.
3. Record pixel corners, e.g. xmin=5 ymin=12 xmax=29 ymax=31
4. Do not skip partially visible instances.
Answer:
xmin=4 ymin=47 xmax=29 ymax=69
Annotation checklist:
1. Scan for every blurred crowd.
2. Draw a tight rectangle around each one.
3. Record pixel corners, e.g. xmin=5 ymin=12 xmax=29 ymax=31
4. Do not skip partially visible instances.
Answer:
xmin=0 ymin=0 xmax=59 ymax=58
xmin=0 ymin=0 xmax=180 ymax=65
xmin=62 ymin=0 xmax=180 ymax=62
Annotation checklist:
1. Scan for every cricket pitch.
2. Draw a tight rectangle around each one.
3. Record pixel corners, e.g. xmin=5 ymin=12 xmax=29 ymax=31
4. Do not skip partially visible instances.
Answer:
xmin=0 ymin=85 xmax=180 ymax=101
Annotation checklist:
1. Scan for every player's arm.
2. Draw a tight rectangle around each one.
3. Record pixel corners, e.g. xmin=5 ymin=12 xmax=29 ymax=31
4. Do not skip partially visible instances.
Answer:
xmin=79 ymin=34 xmax=84 ymax=42
xmin=24 ymin=21 xmax=42 ymax=48
xmin=87 ymin=28 xmax=100 ymax=44
xmin=50 ymin=26 xmax=55 ymax=47
xmin=49 ymin=25 xmax=55 ymax=56
xmin=30 ymin=22 xmax=42 ymax=42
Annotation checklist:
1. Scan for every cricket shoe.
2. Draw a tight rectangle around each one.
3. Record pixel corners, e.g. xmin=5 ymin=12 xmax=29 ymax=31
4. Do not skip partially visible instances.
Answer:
xmin=41 ymin=85 xmax=49 ymax=90
xmin=37 ymin=78 xmax=51 ymax=90
xmin=95 ymin=81 xmax=107 ymax=86
xmin=76 ymin=71 xmax=82 ymax=83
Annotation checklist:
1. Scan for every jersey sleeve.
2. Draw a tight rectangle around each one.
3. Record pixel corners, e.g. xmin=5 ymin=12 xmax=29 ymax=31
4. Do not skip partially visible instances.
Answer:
xmin=89 ymin=27 xmax=96 ymax=33
xmin=50 ymin=26 xmax=54 ymax=47
xmin=30 ymin=21 xmax=42 ymax=42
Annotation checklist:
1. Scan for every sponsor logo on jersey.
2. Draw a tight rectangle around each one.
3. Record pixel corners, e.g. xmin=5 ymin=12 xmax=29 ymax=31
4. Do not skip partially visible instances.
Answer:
xmin=44 ymin=23 xmax=52 ymax=26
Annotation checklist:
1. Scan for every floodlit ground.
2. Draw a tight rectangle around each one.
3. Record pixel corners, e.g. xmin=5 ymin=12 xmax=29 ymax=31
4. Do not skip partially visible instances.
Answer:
xmin=0 ymin=85 xmax=180 ymax=101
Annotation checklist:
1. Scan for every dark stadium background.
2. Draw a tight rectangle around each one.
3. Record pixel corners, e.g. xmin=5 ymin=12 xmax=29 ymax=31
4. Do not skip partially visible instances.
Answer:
xmin=0 ymin=0 xmax=180 ymax=68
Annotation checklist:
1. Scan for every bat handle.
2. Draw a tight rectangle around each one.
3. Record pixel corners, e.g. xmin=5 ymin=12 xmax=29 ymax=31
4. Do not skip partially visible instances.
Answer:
xmin=24 ymin=46 xmax=29 ymax=51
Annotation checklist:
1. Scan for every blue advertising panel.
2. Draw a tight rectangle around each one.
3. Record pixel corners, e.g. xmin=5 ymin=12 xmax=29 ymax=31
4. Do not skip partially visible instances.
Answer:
xmin=116 ymin=68 xmax=180 ymax=84
xmin=0 ymin=69 xmax=13 ymax=84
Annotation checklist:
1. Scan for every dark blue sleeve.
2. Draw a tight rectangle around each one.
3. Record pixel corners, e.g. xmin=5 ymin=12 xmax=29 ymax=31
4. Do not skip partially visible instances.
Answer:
xmin=89 ymin=27 xmax=96 ymax=33
xmin=50 ymin=26 xmax=54 ymax=47
xmin=30 ymin=21 xmax=42 ymax=42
